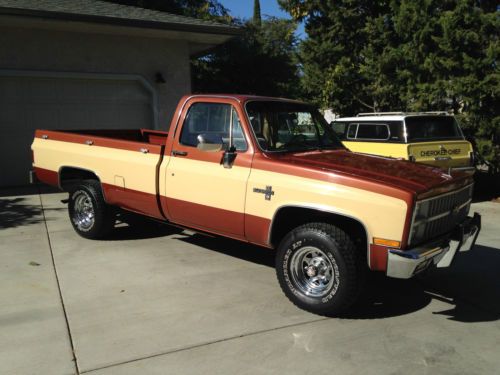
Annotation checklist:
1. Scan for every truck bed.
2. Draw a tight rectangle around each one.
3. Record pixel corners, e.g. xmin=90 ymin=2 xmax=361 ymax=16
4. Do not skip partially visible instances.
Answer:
xmin=32 ymin=128 xmax=169 ymax=219
xmin=36 ymin=128 xmax=168 ymax=147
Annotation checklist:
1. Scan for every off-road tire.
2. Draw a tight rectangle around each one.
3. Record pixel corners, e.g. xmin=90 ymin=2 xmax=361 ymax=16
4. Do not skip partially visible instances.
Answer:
xmin=68 ymin=180 xmax=115 ymax=239
xmin=276 ymin=222 xmax=365 ymax=316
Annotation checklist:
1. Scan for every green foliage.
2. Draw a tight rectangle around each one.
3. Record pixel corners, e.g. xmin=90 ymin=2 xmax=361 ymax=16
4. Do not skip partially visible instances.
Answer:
xmin=279 ymin=0 xmax=499 ymax=170
xmin=192 ymin=17 xmax=300 ymax=97
xmin=253 ymin=0 xmax=262 ymax=27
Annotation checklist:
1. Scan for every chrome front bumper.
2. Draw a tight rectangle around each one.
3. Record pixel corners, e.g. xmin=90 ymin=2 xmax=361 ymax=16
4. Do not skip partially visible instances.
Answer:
xmin=386 ymin=213 xmax=481 ymax=279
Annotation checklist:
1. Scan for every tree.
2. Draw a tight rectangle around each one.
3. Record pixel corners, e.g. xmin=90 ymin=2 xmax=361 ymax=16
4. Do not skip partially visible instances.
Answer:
xmin=192 ymin=17 xmax=300 ymax=97
xmin=279 ymin=0 xmax=499 ymax=170
xmin=253 ymin=0 xmax=262 ymax=27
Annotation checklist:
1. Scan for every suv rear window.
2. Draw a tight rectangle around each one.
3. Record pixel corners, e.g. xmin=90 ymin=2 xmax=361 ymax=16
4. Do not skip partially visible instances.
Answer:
xmin=405 ymin=116 xmax=463 ymax=142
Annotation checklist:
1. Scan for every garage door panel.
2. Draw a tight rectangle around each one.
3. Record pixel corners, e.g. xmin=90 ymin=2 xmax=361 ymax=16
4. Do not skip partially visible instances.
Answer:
xmin=26 ymin=104 xmax=62 ymax=129
xmin=0 ymin=77 xmax=24 ymax=101
xmin=55 ymin=104 xmax=92 ymax=129
xmin=0 ymin=74 xmax=155 ymax=186
xmin=0 ymin=129 xmax=33 ymax=186
xmin=25 ymin=78 xmax=59 ymax=103
xmin=0 ymin=107 xmax=24 ymax=130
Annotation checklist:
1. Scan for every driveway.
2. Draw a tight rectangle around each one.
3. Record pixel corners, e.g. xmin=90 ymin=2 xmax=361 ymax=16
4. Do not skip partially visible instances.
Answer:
xmin=1 ymin=187 xmax=500 ymax=375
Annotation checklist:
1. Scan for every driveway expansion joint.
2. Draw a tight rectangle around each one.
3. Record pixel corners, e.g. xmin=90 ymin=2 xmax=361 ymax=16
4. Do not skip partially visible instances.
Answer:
xmin=81 ymin=317 xmax=329 ymax=374
xmin=38 ymin=186 xmax=81 ymax=375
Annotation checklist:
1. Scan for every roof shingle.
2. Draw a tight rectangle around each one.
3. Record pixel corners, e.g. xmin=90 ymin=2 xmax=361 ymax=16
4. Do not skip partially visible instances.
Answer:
xmin=0 ymin=0 xmax=240 ymax=35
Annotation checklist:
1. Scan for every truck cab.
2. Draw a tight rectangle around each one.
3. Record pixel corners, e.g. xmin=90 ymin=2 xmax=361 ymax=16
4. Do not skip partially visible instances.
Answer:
xmin=331 ymin=112 xmax=474 ymax=171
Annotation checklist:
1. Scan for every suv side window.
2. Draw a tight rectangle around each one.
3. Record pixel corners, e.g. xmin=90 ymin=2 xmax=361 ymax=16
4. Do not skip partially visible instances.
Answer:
xmin=356 ymin=123 xmax=390 ymax=140
xmin=180 ymin=102 xmax=247 ymax=151
xmin=345 ymin=122 xmax=403 ymax=142
xmin=388 ymin=122 xmax=405 ymax=142
xmin=347 ymin=123 xmax=358 ymax=139
xmin=331 ymin=121 xmax=347 ymax=140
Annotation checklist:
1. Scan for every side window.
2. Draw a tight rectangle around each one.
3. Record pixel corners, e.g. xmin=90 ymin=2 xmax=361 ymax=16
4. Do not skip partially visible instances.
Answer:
xmin=356 ymin=123 xmax=390 ymax=140
xmin=180 ymin=103 xmax=247 ymax=151
xmin=347 ymin=123 xmax=358 ymax=139
xmin=388 ymin=121 xmax=405 ymax=142
xmin=331 ymin=122 xmax=347 ymax=140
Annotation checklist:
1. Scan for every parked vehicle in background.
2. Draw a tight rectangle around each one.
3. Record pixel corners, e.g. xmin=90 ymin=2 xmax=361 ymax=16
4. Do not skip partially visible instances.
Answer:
xmin=331 ymin=112 xmax=474 ymax=171
xmin=31 ymin=96 xmax=480 ymax=316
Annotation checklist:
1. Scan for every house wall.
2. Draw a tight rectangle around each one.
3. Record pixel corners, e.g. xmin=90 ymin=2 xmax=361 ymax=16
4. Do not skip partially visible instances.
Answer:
xmin=0 ymin=25 xmax=192 ymax=130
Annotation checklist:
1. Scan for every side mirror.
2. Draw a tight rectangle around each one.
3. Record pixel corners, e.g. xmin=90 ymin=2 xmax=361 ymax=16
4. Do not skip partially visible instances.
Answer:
xmin=222 ymin=146 xmax=237 ymax=169
xmin=197 ymin=133 xmax=223 ymax=152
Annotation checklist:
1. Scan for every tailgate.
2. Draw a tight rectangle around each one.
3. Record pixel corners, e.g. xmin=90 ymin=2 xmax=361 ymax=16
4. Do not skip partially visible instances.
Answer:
xmin=409 ymin=140 xmax=472 ymax=168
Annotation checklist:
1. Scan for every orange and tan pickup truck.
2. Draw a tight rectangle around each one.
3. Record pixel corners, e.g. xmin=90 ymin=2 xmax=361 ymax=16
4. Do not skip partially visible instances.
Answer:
xmin=31 ymin=95 xmax=481 ymax=315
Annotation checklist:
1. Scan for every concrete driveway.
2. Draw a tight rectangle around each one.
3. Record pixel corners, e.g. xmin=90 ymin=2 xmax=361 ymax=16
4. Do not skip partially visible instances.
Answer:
xmin=1 ymin=187 xmax=500 ymax=375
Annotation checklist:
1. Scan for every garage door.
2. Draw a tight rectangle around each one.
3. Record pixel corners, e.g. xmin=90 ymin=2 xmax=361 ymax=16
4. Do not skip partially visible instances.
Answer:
xmin=0 ymin=73 xmax=156 ymax=187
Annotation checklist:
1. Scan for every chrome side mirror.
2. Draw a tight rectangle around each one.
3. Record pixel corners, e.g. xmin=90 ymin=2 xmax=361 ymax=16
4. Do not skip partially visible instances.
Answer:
xmin=222 ymin=146 xmax=237 ymax=169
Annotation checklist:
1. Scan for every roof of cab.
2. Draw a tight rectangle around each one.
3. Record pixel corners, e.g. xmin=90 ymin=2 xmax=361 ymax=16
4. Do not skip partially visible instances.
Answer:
xmin=184 ymin=94 xmax=308 ymax=104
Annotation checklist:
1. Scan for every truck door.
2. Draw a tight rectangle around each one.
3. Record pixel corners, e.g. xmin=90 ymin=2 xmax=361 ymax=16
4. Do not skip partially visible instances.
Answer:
xmin=164 ymin=99 xmax=253 ymax=238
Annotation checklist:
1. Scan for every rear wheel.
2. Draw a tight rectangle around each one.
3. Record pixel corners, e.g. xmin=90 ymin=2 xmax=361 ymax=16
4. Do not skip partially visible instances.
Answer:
xmin=276 ymin=222 xmax=364 ymax=316
xmin=68 ymin=180 xmax=115 ymax=239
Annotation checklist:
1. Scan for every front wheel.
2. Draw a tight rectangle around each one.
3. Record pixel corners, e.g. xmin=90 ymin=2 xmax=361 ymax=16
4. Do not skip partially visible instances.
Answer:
xmin=276 ymin=222 xmax=364 ymax=316
xmin=68 ymin=180 xmax=115 ymax=239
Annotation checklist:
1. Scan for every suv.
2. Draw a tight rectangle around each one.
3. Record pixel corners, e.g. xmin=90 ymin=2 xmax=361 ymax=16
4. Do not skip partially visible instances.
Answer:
xmin=331 ymin=112 xmax=474 ymax=170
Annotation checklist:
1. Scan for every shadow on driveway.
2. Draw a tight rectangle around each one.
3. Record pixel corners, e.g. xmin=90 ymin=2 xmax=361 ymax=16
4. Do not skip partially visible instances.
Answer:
xmin=101 ymin=212 xmax=182 ymax=241
xmin=0 ymin=197 xmax=43 ymax=229
xmin=174 ymin=232 xmax=500 ymax=324
xmin=6 ymin=197 xmax=495 ymax=325
xmin=0 ymin=197 xmax=66 ymax=229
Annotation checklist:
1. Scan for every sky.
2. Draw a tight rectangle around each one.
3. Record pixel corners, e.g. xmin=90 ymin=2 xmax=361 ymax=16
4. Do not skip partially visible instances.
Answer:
xmin=218 ymin=0 xmax=305 ymax=38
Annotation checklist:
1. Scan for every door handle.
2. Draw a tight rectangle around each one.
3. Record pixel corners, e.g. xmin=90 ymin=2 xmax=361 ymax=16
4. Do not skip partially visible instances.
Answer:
xmin=172 ymin=150 xmax=188 ymax=157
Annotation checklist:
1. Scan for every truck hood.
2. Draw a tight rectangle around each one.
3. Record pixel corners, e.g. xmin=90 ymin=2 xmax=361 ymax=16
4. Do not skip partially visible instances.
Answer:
xmin=268 ymin=149 xmax=472 ymax=195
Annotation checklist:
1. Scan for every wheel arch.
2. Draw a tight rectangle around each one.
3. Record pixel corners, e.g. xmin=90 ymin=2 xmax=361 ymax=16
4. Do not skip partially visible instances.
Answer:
xmin=268 ymin=205 xmax=370 ymax=265
xmin=58 ymin=166 xmax=106 ymax=199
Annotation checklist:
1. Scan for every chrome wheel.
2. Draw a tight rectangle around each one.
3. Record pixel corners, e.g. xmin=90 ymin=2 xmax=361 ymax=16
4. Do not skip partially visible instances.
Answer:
xmin=290 ymin=246 xmax=337 ymax=297
xmin=72 ymin=190 xmax=95 ymax=231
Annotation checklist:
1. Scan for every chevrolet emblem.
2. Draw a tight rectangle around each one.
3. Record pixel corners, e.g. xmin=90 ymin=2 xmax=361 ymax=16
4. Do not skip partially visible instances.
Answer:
xmin=253 ymin=185 xmax=275 ymax=201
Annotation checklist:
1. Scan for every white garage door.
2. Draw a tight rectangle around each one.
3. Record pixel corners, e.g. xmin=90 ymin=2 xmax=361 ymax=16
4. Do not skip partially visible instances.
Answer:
xmin=0 ymin=73 xmax=156 ymax=187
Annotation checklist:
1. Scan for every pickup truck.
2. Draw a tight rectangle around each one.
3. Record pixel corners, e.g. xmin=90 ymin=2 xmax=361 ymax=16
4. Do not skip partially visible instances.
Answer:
xmin=31 ymin=94 xmax=481 ymax=316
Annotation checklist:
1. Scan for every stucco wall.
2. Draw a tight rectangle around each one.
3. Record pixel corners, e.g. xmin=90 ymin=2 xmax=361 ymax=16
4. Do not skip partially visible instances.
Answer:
xmin=0 ymin=25 xmax=192 ymax=130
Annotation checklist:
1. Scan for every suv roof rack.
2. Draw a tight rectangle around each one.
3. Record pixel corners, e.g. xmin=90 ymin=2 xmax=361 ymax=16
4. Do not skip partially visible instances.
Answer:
xmin=356 ymin=111 xmax=450 ymax=117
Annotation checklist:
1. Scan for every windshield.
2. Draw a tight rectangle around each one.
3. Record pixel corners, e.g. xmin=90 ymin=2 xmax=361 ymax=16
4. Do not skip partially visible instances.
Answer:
xmin=405 ymin=116 xmax=464 ymax=142
xmin=245 ymin=101 xmax=344 ymax=152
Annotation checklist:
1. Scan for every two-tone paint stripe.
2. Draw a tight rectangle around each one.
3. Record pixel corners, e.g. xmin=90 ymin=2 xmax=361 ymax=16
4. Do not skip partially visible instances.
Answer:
xmin=32 ymin=131 xmax=416 ymax=272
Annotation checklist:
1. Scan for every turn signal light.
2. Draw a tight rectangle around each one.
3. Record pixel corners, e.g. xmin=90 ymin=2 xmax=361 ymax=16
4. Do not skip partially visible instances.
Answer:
xmin=374 ymin=238 xmax=401 ymax=248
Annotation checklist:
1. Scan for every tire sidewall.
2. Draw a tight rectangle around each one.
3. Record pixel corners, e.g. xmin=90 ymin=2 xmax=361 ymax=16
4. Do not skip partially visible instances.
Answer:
xmin=277 ymin=228 xmax=351 ymax=312
xmin=69 ymin=189 xmax=95 ymax=233
xmin=68 ymin=183 xmax=106 ymax=238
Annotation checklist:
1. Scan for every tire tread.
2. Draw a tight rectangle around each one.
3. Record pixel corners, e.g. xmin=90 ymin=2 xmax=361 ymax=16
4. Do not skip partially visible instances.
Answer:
xmin=276 ymin=222 xmax=365 ymax=316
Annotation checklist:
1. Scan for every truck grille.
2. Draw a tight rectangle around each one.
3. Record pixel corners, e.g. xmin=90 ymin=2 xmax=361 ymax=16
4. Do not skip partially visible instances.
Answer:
xmin=409 ymin=184 xmax=473 ymax=246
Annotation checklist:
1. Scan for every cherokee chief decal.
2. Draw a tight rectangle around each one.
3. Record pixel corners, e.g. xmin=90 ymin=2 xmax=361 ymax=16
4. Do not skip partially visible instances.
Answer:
xmin=420 ymin=147 xmax=461 ymax=157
